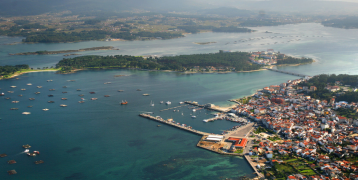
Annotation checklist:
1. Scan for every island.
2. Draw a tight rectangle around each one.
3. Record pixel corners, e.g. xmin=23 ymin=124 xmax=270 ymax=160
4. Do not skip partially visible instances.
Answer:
xmin=9 ymin=46 xmax=119 ymax=56
xmin=193 ymin=42 xmax=217 ymax=45
xmin=322 ymin=16 xmax=358 ymax=29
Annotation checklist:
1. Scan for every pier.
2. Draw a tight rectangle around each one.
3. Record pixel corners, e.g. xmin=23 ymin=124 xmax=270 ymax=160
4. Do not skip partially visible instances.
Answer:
xmin=184 ymin=101 xmax=230 ymax=112
xmin=266 ymin=68 xmax=308 ymax=77
xmin=159 ymin=104 xmax=188 ymax=112
xmin=139 ymin=114 xmax=210 ymax=136
xmin=244 ymin=155 xmax=264 ymax=178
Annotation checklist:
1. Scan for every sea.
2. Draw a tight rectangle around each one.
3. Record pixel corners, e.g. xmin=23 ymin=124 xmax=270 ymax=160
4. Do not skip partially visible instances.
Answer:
xmin=1 ymin=23 xmax=358 ymax=179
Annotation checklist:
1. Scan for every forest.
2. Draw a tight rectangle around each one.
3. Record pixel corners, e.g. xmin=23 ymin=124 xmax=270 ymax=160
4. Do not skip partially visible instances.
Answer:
xmin=238 ymin=19 xmax=286 ymax=27
xmin=299 ymin=74 xmax=358 ymax=103
xmin=212 ymin=26 xmax=253 ymax=33
xmin=276 ymin=57 xmax=313 ymax=65
xmin=0 ymin=65 xmax=29 ymax=78
xmin=56 ymin=52 xmax=262 ymax=72
xmin=177 ymin=25 xmax=254 ymax=34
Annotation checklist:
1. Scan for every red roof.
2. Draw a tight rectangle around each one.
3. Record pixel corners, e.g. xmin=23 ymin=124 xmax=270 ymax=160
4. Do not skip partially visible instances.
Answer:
xmin=234 ymin=138 xmax=247 ymax=148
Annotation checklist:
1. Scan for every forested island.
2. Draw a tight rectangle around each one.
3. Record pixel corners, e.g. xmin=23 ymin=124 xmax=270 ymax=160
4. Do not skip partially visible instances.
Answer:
xmin=322 ymin=17 xmax=358 ymax=29
xmin=9 ymin=46 xmax=119 ymax=56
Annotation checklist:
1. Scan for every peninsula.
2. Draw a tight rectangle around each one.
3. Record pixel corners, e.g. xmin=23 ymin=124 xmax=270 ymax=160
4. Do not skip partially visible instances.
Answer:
xmin=9 ymin=46 xmax=119 ymax=56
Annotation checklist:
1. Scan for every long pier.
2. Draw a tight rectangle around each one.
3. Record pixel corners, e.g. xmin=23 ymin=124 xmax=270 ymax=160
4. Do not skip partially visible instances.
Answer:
xmin=139 ymin=114 xmax=210 ymax=136
xmin=159 ymin=104 xmax=188 ymax=112
xmin=266 ymin=68 xmax=308 ymax=77
xmin=184 ymin=101 xmax=230 ymax=112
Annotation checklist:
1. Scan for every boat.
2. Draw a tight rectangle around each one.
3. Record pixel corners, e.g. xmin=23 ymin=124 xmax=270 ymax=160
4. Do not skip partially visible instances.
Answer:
xmin=79 ymin=94 xmax=84 ymax=97
xmin=192 ymin=116 xmax=196 ymax=118
xmin=192 ymin=109 xmax=196 ymax=112
xmin=48 ymin=94 xmax=54 ymax=97
xmin=27 ymin=105 xmax=33 ymax=108
xmin=12 ymin=101 xmax=19 ymax=103
xmin=62 ymin=91 xmax=67 ymax=93
xmin=121 ymin=100 xmax=128 ymax=105
xmin=60 ymin=104 xmax=67 ymax=107
xmin=89 ymin=92 xmax=95 ymax=94
xmin=27 ymin=83 xmax=32 ymax=86
xmin=10 ymin=108 xmax=18 ymax=110
xmin=18 ymin=94 xmax=23 ymax=97
xmin=63 ymin=86 xmax=67 ymax=88
xmin=47 ymin=80 xmax=53 ymax=82
xmin=166 ymin=101 xmax=171 ymax=105
xmin=37 ymin=86 xmax=42 ymax=88
xmin=42 ymin=108 xmax=49 ymax=111
xmin=160 ymin=101 xmax=164 ymax=104
xmin=143 ymin=94 xmax=150 ymax=96
xmin=48 ymin=101 xmax=54 ymax=103
xmin=35 ymin=160 xmax=44 ymax=164
xmin=77 ymin=89 xmax=81 ymax=91
xmin=8 ymin=91 xmax=14 ymax=93
xmin=104 ymin=95 xmax=110 ymax=97
xmin=10 ymin=86 xmax=16 ymax=88
xmin=157 ymin=125 xmax=161 ymax=127
xmin=104 ymin=82 xmax=111 ymax=84
xmin=118 ymin=90 xmax=124 ymax=92
xmin=0 ymin=92 xmax=4 ymax=96
xmin=29 ymin=98 xmax=35 ymax=100
xmin=21 ymin=89 xmax=26 ymax=91
xmin=136 ymin=89 xmax=142 ymax=91
xmin=78 ymin=101 xmax=85 ymax=103
xmin=23 ymin=144 xmax=31 ymax=148
xmin=35 ymin=92 xmax=41 ymax=94
xmin=179 ymin=102 xmax=184 ymax=104
xmin=61 ymin=98 xmax=67 ymax=100
xmin=22 ymin=112 xmax=31 ymax=115
xmin=49 ymin=89 xmax=55 ymax=91
xmin=150 ymin=100 xmax=154 ymax=106
xmin=5 ymin=97 xmax=10 ymax=99
xmin=91 ymin=98 xmax=97 ymax=100
xmin=24 ymin=149 xmax=30 ymax=153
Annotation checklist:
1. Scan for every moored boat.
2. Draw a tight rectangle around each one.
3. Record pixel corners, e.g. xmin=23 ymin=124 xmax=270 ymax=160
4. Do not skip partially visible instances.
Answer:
xmin=118 ymin=90 xmax=124 ymax=92
xmin=104 ymin=95 xmax=110 ymax=97
xmin=77 ymin=89 xmax=81 ymax=91
xmin=37 ymin=86 xmax=42 ymax=88
xmin=121 ymin=100 xmax=128 ymax=105
xmin=21 ymin=89 xmax=26 ymax=91
xmin=61 ymin=98 xmax=67 ymax=100
xmin=91 ymin=98 xmax=97 ymax=100
xmin=22 ymin=112 xmax=31 ymax=115
xmin=166 ymin=101 xmax=171 ymax=105
xmin=27 ymin=83 xmax=32 ymax=86
xmin=78 ymin=101 xmax=85 ymax=103
xmin=89 ymin=92 xmax=95 ymax=94
xmin=29 ymin=98 xmax=35 ymax=100
xmin=48 ymin=101 xmax=54 ymax=103
xmin=60 ymin=104 xmax=67 ymax=107
xmin=42 ymin=108 xmax=49 ymax=111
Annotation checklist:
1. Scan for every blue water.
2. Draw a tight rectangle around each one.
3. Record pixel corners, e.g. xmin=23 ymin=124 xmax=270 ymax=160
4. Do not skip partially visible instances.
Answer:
xmin=1 ymin=22 xmax=358 ymax=179
xmin=0 ymin=69 xmax=297 ymax=179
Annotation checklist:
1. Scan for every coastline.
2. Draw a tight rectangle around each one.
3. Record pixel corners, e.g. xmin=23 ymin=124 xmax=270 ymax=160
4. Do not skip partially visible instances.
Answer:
xmin=0 ymin=69 xmax=59 ymax=80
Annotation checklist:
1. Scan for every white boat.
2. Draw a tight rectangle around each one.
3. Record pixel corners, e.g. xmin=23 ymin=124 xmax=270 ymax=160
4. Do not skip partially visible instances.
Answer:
xmin=27 ymin=83 xmax=32 ymax=86
xmin=179 ymin=102 xmax=184 ymax=104
xmin=47 ymin=80 xmax=53 ymax=82
xmin=160 ymin=101 xmax=164 ymax=104
xmin=60 ymin=104 xmax=67 ymax=107
xmin=192 ymin=109 xmax=196 ymax=112
xmin=42 ymin=108 xmax=49 ymax=111
xmin=22 ymin=112 xmax=31 ymax=115
xmin=24 ymin=149 xmax=30 ymax=153
xmin=192 ymin=116 xmax=196 ymax=118
xmin=37 ymin=86 xmax=42 ymax=88
xmin=10 ymin=86 xmax=16 ymax=88
xmin=166 ymin=101 xmax=171 ymax=105
xmin=150 ymin=100 xmax=154 ymax=106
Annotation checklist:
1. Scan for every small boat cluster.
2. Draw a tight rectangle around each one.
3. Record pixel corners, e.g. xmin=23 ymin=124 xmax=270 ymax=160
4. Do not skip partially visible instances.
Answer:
xmin=3 ymin=144 xmax=44 ymax=175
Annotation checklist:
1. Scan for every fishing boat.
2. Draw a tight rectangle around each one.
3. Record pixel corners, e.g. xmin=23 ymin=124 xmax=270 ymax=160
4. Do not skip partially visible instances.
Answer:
xmin=48 ymin=94 xmax=54 ymax=97
xmin=27 ymin=83 xmax=32 ymax=86
xmin=24 ymin=149 xmax=30 ymax=153
xmin=35 ymin=92 xmax=41 ymax=94
xmin=62 ymin=91 xmax=67 ymax=93
xmin=37 ymin=86 xmax=42 ymax=88
xmin=91 ymin=98 xmax=97 ymax=100
xmin=118 ymin=90 xmax=124 ymax=92
xmin=143 ymin=94 xmax=150 ymax=96
xmin=22 ymin=112 xmax=31 ymax=115
xmin=78 ymin=101 xmax=85 ymax=103
xmin=192 ymin=116 xmax=196 ymax=118
xmin=49 ymin=89 xmax=55 ymax=91
xmin=0 ymin=92 xmax=4 ymax=96
xmin=179 ymin=102 xmax=184 ymax=104
xmin=18 ymin=94 xmax=23 ymax=97
xmin=77 ymin=89 xmax=81 ymax=91
xmin=29 ymin=98 xmax=35 ymax=100
xmin=8 ymin=91 xmax=14 ymax=93
xmin=10 ymin=108 xmax=18 ymax=110
xmin=47 ymin=80 xmax=53 ymax=82
xmin=5 ymin=97 xmax=10 ymax=99
xmin=63 ymin=86 xmax=67 ymax=88
xmin=10 ymin=86 xmax=16 ymax=88
xmin=160 ymin=101 xmax=164 ymax=104
xmin=27 ymin=105 xmax=33 ymax=108
xmin=104 ymin=82 xmax=111 ymax=84
xmin=21 ymin=89 xmax=26 ymax=91
xmin=60 ymin=104 xmax=67 ymax=107
xmin=150 ymin=100 xmax=154 ymax=106
xmin=42 ymin=108 xmax=49 ymax=111
xmin=136 ymin=89 xmax=142 ymax=91
xmin=121 ymin=100 xmax=128 ymax=105
xmin=61 ymin=98 xmax=67 ymax=100
xmin=79 ymin=94 xmax=84 ymax=97
xmin=89 ymin=92 xmax=95 ymax=94
xmin=12 ymin=101 xmax=19 ymax=103
xmin=104 ymin=95 xmax=110 ymax=97
xmin=48 ymin=101 xmax=54 ymax=103
xmin=166 ymin=101 xmax=171 ymax=105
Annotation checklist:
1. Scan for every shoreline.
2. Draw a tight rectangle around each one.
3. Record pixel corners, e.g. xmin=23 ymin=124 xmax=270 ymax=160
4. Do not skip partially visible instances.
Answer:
xmin=0 ymin=69 xmax=59 ymax=80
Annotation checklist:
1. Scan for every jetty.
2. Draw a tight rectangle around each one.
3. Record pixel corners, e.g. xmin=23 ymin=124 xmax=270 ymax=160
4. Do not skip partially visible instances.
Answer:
xmin=184 ymin=101 xmax=230 ymax=112
xmin=139 ymin=114 xmax=209 ymax=135
xmin=265 ymin=68 xmax=308 ymax=77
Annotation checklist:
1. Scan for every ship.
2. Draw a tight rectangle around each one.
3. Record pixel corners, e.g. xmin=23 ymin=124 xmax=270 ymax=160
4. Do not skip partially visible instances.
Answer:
xmin=42 ymin=108 xmax=49 ymax=111
xmin=166 ymin=101 xmax=171 ymax=105
xmin=89 ymin=92 xmax=95 ymax=94
xmin=121 ymin=100 xmax=128 ymax=105
xmin=60 ymin=104 xmax=67 ymax=107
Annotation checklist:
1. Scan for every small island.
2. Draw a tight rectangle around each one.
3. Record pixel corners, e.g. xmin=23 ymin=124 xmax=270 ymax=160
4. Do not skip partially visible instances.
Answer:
xmin=193 ymin=42 xmax=217 ymax=45
xmin=9 ymin=46 xmax=119 ymax=56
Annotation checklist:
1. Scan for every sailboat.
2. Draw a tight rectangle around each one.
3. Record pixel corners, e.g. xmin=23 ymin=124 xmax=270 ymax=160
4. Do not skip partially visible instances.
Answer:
xmin=150 ymin=100 xmax=154 ymax=106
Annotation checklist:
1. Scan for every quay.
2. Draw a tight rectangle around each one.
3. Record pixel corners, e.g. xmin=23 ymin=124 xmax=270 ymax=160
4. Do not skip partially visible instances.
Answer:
xmin=265 ymin=68 xmax=308 ymax=77
xmin=244 ymin=155 xmax=264 ymax=178
xmin=139 ymin=114 xmax=210 ymax=135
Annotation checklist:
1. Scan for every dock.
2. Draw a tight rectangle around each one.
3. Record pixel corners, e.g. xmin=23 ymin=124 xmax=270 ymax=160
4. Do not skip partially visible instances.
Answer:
xmin=184 ymin=101 xmax=230 ymax=112
xmin=244 ymin=155 xmax=264 ymax=178
xmin=139 ymin=114 xmax=210 ymax=135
